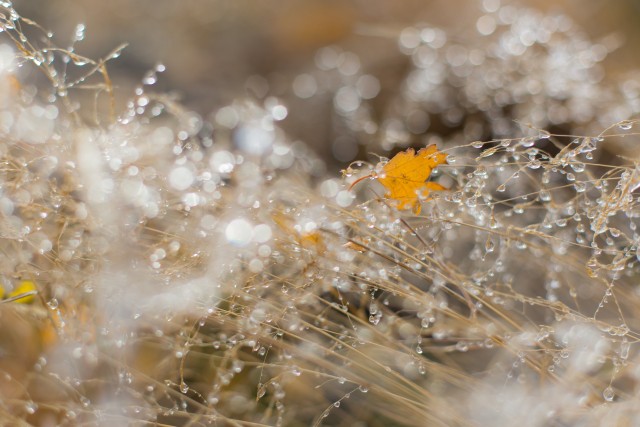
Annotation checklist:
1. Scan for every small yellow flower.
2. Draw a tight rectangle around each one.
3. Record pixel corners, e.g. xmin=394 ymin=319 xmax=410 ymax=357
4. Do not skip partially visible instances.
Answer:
xmin=7 ymin=280 xmax=37 ymax=304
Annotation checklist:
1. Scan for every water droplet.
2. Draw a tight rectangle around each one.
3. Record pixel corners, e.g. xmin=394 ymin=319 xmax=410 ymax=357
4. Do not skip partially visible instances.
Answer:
xmin=528 ymin=159 xmax=541 ymax=169
xmin=520 ymin=137 xmax=536 ymax=148
xmin=618 ymin=120 xmax=633 ymax=131
xmin=369 ymin=313 xmax=381 ymax=325
xmin=180 ymin=381 xmax=189 ymax=394
xmin=25 ymin=401 xmax=38 ymax=414
xmin=570 ymin=162 xmax=585 ymax=173
xmin=485 ymin=238 xmax=495 ymax=253
xmin=142 ymin=71 xmax=157 ymax=85
xmin=603 ymin=386 xmax=614 ymax=402
xmin=538 ymin=130 xmax=551 ymax=139
xmin=455 ymin=341 xmax=469 ymax=352
xmin=620 ymin=339 xmax=630 ymax=360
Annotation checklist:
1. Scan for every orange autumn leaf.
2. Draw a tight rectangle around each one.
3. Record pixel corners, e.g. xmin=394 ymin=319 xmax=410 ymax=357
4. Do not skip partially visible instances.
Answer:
xmin=271 ymin=211 xmax=325 ymax=253
xmin=350 ymin=145 xmax=447 ymax=214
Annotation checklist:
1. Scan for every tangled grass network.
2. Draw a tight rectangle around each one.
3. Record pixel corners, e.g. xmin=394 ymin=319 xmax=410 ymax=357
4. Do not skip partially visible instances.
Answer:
xmin=0 ymin=1 xmax=640 ymax=426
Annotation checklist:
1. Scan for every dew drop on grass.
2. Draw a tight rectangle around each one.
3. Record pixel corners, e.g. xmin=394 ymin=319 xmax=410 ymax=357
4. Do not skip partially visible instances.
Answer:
xmin=620 ymin=339 xmax=630 ymax=360
xmin=455 ymin=341 xmax=469 ymax=352
xmin=538 ymin=130 xmax=551 ymax=139
xmin=574 ymin=182 xmax=586 ymax=193
xmin=618 ymin=121 xmax=633 ymax=131
xmin=603 ymin=386 xmax=614 ymax=402
xmin=570 ymin=162 xmax=585 ymax=173
xmin=143 ymin=71 xmax=158 ymax=85
xmin=485 ymin=238 xmax=495 ymax=253
xmin=257 ymin=387 xmax=266 ymax=399
xmin=25 ymin=401 xmax=37 ymax=414
xmin=521 ymin=137 xmax=536 ymax=148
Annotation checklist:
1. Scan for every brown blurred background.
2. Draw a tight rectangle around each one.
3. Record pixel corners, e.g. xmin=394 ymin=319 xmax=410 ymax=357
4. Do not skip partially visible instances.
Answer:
xmin=12 ymin=0 xmax=640 ymax=161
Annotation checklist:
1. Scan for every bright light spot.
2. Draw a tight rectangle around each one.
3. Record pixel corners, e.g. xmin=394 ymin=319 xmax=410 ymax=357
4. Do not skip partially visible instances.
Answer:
xmin=258 ymin=244 xmax=271 ymax=257
xmin=334 ymin=87 xmax=360 ymax=113
xmin=169 ymin=166 xmax=194 ymax=191
xmin=215 ymin=106 xmax=239 ymax=128
xmin=293 ymin=74 xmax=318 ymax=99
xmin=482 ymin=0 xmax=501 ymax=13
xmin=16 ymin=106 xmax=55 ymax=144
xmin=477 ymin=15 xmax=497 ymax=36
xmin=336 ymin=190 xmax=355 ymax=207
xmin=249 ymin=259 xmax=264 ymax=273
xmin=399 ymin=27 xmax=421 ymax=50
xmin=235 ymin=124 xmax=274 ymax=155
xmin=356 ymin=75 xmax=380 ymax=100
xmin=225 ymin=219 xmax=253 ymax=246
xmin=182 ymin=192 xmax=199 ymax=207
xmin=210 ymin=150 xmax=235 ymax=173
xmin=253 ymin=224 xmax=272 ymax=243
xmin=271 ymin=105 xmax=288 ymax=121
xmin=320 ymin=179 xmax=340 ymax=198
xmin=0 ymin=44 xmax=15 ymax=72
xmin=152 ymin=126 xmax=174 ymax=145
xmin=200 ymin=214 xmax=218 ymax=230
xmin=121 ymin=178 xmax=147 ymax=201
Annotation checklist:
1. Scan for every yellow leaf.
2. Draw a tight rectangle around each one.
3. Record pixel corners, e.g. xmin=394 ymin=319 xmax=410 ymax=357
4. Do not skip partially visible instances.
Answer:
xmin=272 ymin=211 xmax=325 ymax=253
xmin=350 ymin=145 xmax=447 ymax=214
